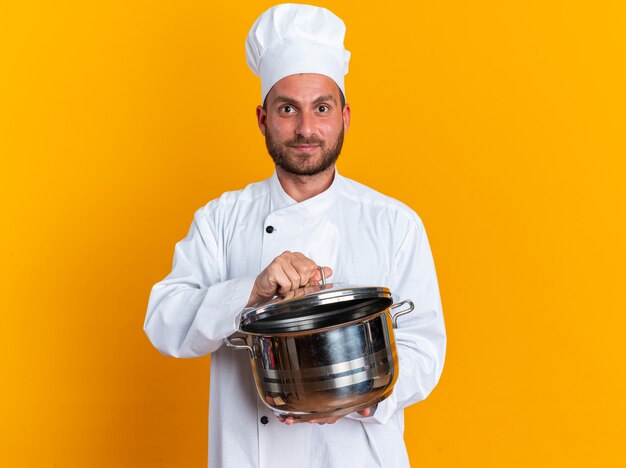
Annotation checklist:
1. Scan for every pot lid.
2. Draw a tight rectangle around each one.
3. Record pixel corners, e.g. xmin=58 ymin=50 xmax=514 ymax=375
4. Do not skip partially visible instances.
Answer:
xmin=239 ymin=278 xmax=393 ymax=334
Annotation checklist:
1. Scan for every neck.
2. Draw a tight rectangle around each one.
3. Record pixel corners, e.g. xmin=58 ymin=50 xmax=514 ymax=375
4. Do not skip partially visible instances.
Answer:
xmin=275 ymin=165 xmax=336 ymax=202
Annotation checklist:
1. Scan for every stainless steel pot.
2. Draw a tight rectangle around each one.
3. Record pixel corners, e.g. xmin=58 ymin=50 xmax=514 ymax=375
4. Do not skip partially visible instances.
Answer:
xmin=225 ymin=274 xmax=414 ymax=420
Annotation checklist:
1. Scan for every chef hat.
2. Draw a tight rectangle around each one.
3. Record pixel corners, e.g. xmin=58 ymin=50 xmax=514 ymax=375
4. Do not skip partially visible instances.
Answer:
xmin=245 ymin=3 xmax=351 ymax=102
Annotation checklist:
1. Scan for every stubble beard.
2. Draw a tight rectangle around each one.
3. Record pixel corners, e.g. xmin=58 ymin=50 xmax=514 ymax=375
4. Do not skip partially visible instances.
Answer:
xmin=265 ymin=126 xmax=344 ymax=176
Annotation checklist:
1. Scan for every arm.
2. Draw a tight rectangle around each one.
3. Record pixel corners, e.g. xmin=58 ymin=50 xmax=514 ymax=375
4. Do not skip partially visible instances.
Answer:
xmin=144 ymin=210 xmax=332 ymax=358
xmin=282 ymin=215 xmax=446 ymax=426
xmin=347 ymin=215 xmax=447 ymax=424
xmin=144 ymin=211 xmax=256 ymax=358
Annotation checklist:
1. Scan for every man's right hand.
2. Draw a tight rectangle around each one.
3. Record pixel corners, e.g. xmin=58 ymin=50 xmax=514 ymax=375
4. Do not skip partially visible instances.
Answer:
xmin=246 ymin=251 xmax=332 ymax=306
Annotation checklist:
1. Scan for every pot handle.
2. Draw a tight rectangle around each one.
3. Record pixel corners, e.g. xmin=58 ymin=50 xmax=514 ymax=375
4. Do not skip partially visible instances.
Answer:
xmin=389 ymin=300 xmax=415 ymax=328
xmin=224 ymin=336 xmax=254 ymax=358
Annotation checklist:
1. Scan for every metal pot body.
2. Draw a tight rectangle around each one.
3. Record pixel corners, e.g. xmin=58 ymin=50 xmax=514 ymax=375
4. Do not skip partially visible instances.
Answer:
xmin=228 ymin=304 xmax=411 ymax=420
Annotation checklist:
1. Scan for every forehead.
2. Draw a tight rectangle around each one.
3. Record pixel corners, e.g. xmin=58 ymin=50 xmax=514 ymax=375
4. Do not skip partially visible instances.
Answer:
xmin=266 ymin=73 xmax=341 ymax=104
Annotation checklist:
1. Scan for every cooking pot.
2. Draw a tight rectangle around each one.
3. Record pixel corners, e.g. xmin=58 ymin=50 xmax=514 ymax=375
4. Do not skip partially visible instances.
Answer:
xmin=225 ymin=271 xmax=414 ymax=420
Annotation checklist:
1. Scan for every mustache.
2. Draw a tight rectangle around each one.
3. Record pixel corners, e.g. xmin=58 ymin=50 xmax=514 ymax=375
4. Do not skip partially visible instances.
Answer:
xmin=286 ymin=136 xmax=324 ymax=146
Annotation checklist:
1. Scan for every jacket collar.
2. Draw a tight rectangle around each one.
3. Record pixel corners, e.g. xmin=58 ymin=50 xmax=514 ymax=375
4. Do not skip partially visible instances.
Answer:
xmin=269 ymin=168 xmax=339 ymax=217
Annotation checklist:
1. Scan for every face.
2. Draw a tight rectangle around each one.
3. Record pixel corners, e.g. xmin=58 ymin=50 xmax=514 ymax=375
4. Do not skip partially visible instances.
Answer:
xmin=256 ymin=74 xmax=351 ymax=176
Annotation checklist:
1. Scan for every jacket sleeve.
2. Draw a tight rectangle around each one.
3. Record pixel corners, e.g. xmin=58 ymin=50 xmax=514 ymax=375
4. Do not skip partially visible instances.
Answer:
xmin=144 ymin=210 xmax=257 ymax=358
xmin=347 ymin=215 xmax=446 ymax=424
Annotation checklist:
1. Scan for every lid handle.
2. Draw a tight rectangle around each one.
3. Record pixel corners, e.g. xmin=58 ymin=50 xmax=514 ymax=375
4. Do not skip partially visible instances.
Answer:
xmin=318 ymin=265 xmax=326 ymax=286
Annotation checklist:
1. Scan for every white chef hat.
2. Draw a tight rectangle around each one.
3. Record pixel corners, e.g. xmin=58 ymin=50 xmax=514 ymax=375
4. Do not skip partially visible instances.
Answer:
xmin=245 ymin=3 xmax=351 ymax=102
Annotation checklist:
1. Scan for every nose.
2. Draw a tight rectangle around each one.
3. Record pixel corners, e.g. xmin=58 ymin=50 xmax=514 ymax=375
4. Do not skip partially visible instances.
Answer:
xmin=295 ymin=110 xmax=315 ymax=139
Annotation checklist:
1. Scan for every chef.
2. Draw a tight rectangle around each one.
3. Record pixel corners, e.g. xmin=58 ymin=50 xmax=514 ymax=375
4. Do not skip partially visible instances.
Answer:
xmin=144 ymin=4 xmax=446 ymax=467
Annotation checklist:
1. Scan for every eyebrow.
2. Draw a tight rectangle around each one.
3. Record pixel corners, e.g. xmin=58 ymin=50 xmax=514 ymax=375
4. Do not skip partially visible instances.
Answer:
xmin=272 ymin=94 xmax=337 ymax=105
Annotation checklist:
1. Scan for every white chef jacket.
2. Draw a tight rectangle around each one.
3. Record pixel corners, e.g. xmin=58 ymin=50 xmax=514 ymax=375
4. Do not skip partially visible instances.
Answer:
xmin=145 ymin=170 xmax=446 ymax=468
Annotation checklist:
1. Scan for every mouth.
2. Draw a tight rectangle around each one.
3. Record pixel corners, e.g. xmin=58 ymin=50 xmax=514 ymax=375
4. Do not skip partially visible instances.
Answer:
xmin=289 ymin=144 xmax=320 ymax=153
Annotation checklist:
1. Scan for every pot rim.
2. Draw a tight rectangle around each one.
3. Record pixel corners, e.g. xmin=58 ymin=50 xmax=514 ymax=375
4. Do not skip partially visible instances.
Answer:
xmin=236 ymin=305 xmax=394 ymax=338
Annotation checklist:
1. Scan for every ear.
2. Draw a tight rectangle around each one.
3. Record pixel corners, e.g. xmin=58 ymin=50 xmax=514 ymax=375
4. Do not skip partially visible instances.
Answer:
xmin=342 ymin=103 xmax=351 ymax=132
xmin=256 ymin=105 xmax=267 ymax=136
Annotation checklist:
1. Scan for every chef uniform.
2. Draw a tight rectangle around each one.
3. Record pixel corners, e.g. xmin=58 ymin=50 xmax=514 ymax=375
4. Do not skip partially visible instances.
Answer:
xmin=144 ymin=4 xmax=446 ymax=468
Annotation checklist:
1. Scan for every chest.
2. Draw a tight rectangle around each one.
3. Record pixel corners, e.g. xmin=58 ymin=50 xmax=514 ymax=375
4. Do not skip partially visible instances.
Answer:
xmin=222 ymin=203 xmax=395 ymax=287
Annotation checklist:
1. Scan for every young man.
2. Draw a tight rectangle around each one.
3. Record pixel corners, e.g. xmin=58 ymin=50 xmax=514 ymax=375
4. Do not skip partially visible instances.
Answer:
xmin=145 ymin=4 xmax=446 ymax=467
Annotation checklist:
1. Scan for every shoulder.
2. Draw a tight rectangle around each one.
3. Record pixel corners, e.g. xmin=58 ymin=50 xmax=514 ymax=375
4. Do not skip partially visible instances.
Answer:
xmin=194 ymin=177 xmax=271 ymax=223
xmin=336 ymin=174 xmax=424 ymax=230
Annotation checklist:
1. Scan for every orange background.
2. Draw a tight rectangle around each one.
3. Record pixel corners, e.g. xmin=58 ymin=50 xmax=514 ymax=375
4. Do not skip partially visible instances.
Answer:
xmin=1 ymin=1 xmax=625 ymax=466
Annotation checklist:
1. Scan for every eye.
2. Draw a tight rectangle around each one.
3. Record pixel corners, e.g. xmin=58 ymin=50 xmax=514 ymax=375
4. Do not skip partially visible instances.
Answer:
xmin=280 ymin=105 xmax=295 ymax=113
xmin=318 ymin=105 xmax=329 ymax=112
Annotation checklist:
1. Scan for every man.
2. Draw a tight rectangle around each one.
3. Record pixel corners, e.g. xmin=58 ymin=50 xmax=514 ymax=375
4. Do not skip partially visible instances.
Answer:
xmin=145 ymin=4 xmax=446 ymax=467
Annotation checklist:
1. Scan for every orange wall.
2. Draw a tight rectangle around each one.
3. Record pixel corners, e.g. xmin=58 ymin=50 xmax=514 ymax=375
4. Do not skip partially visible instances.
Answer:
xmin=1 ymin=1 xmax=625 ymax=466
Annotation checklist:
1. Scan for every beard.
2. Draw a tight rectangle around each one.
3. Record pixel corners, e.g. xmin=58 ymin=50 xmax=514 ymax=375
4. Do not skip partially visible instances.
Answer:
xmin=265 ymin=126 xmax=344 ymax=176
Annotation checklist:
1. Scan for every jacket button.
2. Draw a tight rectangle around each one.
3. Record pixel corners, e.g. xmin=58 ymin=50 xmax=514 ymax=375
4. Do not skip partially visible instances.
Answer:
xmin=265 ymin=226 xmax=275 ymax=234
xmin=260 ymin=416 xmax=269 ymax=425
